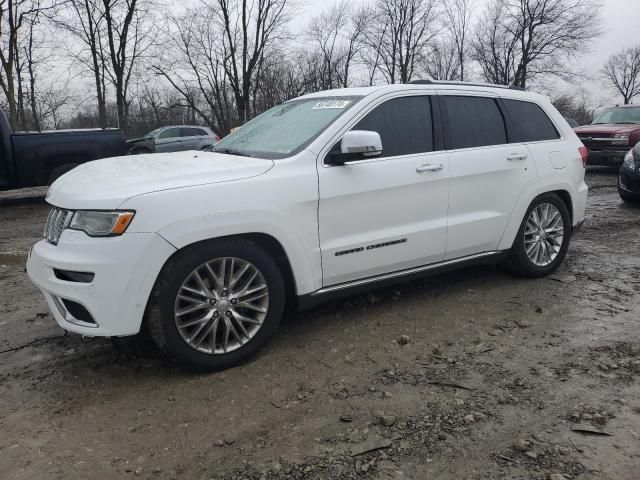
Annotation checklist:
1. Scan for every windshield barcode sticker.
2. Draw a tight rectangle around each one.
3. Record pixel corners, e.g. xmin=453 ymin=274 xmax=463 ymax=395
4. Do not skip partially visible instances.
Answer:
xmin=312 ymin=100 xmax=351 ymax=110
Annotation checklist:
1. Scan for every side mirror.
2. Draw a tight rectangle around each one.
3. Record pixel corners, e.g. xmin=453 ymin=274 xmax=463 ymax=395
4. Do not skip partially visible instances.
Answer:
xmin=326 ymin=130 xmax=383 ymax=166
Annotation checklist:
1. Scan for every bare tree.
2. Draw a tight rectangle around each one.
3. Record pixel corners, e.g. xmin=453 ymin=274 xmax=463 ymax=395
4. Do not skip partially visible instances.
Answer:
xmin=153 ymin=5 xmax=238 ymax=135
xmin=214 ymin=0 xmax=290 ymax=124
xmin=307 ymin=1 xmax=367 ymax=90
xmin=101 ymin=0 xmax=155 ymax=133
xmin=602 ymin=46 xmax=640 ymax=105
xmin=364 ymin=0 xmax=439 ymax=84
xmin=0 ymin=0 xmax=55 ymax=129
xmin=54 ymin=0 xmax=109 ymax=128
xmin=552 ymin=89 xmax=603 ymax=125
xmin=474 ymin=0 xmax=602 ymax=88
xmin=472 ymin=0 xmax=518 ymax=85
xmin=55 ymin=0 xmax=155 ymax=132
xmin=424 ymin=39 xmax=461 ymax=81
xmin=442 ymin=0 xmax=473 ymax=81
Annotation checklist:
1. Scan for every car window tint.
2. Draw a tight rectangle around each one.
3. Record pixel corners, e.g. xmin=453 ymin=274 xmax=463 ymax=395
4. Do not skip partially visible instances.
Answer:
xmin=158 ymin=128 xmax=180 ymax=139
xmin=180 ymin=128 xmax=197 ymax=137
xmin=353 ymin=96 xmax=434 ymax=158
xmin=196 ymin=128 xmax=208 ymax=136
xmin=443 ymin=96 xmax=507 ymax=149
xmin=503 ymin=99 xmax=560 ymax=142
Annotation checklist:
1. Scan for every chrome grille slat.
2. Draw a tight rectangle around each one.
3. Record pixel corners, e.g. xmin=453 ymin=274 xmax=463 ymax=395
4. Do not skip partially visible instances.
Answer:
xmin=43 ymin=207 xmax=72 ymax=245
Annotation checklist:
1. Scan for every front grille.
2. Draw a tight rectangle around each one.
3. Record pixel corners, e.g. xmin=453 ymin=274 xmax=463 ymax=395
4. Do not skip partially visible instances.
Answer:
xmin=44 ymin=207 xmax=73 ymax=245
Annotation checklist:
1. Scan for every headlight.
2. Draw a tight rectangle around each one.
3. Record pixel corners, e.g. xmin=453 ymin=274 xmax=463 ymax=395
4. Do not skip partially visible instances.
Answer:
xmin=69 ymin=211 xmax=135 ymax=236
xmin=623 ymin=150 xmax=636 ymax=170
xmin=613 ymin=133 xmax=630 ymax=144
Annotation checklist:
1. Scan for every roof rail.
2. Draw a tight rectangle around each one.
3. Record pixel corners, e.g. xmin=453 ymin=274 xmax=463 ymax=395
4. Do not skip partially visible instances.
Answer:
xmin=408 ymin=79 xmax=525 ymax=91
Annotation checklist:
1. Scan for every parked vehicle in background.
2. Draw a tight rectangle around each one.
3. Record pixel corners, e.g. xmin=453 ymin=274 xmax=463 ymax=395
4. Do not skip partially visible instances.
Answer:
xmin=27 ymin=81 xmax=588 ymax=371
xmin=574 ymin=105 xmax=640 ymax=167
xmin=0 ymin=111 xmax=126 ymax=190
xmin=127 ymin=126 xmax=220 ymax=154
xmin=618 ymin=142 xmax=640 ymax=204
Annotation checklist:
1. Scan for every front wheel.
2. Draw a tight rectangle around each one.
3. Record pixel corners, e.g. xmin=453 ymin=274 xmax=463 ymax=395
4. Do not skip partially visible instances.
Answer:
xmin=505 ymin=193 xmax=572 ymax=277
xmin=146 ymin=239 xmax=285 ymax=371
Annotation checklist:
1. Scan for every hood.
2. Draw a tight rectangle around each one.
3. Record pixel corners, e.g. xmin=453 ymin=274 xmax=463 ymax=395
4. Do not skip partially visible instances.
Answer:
xmin=574 ymin=124 xmax=640 ymax=136
xmin=46 ymin=151 xmax=274 ymax=210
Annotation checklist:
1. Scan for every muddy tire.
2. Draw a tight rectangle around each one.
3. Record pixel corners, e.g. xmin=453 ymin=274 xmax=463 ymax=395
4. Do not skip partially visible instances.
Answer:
xmin=146 ymin=238 xmax=285 ymax=372
xmin=505 ymin=193 xmax=572 ymax=278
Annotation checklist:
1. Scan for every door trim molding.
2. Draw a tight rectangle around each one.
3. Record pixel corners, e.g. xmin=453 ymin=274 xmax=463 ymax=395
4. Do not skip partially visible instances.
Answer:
xmin=312 ymin=250 xmax=502 ymax=296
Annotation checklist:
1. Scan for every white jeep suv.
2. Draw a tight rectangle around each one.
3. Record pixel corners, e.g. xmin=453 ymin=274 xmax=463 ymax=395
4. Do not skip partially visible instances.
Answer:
xmin=27 ymin=81 xmax=588 ymax=371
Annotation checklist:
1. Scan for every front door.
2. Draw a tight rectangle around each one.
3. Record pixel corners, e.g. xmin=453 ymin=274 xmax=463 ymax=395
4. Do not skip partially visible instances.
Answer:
xmin=155 ymin=127 xmax=184 ymax=152
xmin=318 ymin=95 xmax=451 ymax=287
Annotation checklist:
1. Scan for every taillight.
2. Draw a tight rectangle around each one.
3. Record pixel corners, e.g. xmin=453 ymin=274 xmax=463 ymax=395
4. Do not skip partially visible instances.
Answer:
xmin=578 ymin=146 xmax=588 ymax=167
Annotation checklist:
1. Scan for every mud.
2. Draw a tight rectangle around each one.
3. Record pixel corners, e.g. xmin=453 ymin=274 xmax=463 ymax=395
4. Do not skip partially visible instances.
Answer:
xmin=1 ymin=170 xmax=639 ymax=480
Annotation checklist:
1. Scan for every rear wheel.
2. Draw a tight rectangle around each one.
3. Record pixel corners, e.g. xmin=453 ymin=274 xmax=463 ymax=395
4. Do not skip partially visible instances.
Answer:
xmin=505 ymin=193 xmax=571 ymax=277
xmin=146 ymin=239 xmax=285 ymax=371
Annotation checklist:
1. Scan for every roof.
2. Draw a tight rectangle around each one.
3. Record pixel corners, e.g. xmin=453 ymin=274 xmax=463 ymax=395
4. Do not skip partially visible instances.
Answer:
xmin=296 ymin=81 xmax=545 ymax=102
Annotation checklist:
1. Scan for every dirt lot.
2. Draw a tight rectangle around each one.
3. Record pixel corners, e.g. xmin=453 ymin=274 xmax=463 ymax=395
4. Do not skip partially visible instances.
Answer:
xmin=1 ymin=170 xmax=639 ymax=480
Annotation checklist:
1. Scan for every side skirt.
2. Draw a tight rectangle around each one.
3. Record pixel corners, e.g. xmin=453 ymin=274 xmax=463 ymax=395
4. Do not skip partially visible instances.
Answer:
xmin=297 ymin=250 xmax=509 ymax=311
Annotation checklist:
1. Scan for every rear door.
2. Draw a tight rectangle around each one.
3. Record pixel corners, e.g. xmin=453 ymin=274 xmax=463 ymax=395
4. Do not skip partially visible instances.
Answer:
xmin=180 ymin=128 xmax=206 ymax=150
xmin=318 ymin=94 xmax=451 ymax=287
xmin=155 ymin=127 xmax=183 ymax=152
xmin=441 ymin=93 xmax=536 ymax=259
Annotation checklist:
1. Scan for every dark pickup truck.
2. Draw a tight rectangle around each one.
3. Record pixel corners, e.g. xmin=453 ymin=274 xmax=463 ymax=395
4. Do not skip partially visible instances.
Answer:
xmin=0 ymin=111 xmax=126 ymax=190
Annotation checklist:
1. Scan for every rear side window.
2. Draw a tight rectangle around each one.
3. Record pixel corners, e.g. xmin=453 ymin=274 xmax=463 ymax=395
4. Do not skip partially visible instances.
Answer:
xmin=503 ymin=99 xmax=560 ymax=142
xmin=353 ymin=96 xmax=434 ymax=158
xmin=181 ymin=128 xmax=207 ymax=137
xmin=443 ymin=96 xmax=507 ymax=149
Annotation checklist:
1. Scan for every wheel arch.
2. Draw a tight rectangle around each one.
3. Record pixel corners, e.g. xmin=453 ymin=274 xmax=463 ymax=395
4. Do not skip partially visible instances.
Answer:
xmin=149 ymin=232 xmax=300 ymax=317
xmin=498 ymin=187 xmax=576 ymax=251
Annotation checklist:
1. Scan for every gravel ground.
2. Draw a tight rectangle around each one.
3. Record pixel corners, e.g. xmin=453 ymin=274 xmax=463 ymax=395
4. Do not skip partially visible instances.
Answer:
xmin=1 ymin=169 xmax=639 ymax=480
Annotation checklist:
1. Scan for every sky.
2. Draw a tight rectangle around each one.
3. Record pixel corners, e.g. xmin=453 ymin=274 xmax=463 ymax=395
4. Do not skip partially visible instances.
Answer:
xmin=295 ymin=0 xmax=640 ymax=105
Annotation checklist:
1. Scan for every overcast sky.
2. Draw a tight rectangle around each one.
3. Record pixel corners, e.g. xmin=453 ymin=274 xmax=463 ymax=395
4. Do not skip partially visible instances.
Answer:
xmin=294 ymin=0 xmax=640 ymax=104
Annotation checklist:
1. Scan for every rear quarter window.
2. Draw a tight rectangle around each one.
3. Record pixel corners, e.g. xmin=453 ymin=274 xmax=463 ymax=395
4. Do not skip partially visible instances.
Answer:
xmin=502 ymin=99 xmax=560 ymax=142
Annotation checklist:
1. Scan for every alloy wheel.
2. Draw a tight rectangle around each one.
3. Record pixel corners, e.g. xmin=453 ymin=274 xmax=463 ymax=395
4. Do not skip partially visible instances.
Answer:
xmin=524 ymin=203 xmax=565 ymax=267
xmin=174 ymin=257 xmax=269 ymax=354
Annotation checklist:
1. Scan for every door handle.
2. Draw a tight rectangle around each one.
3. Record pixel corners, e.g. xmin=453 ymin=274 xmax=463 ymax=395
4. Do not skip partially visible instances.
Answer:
xmin=416 ymin=163 xmax=443 ymax=173
xmin=507 ymin=153 xmax=528 ymax=161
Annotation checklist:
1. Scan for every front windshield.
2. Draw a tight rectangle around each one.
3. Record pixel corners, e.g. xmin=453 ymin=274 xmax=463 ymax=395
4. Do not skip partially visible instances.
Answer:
xmin=592 ymin=107 xmax=640 ymax=125
xmin=214 ymin=96 xmax=362 ymax=159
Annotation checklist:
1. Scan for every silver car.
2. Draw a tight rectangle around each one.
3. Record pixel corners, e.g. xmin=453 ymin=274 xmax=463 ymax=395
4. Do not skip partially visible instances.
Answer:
xmin=127 ymin=126 xmax=220 ymax=154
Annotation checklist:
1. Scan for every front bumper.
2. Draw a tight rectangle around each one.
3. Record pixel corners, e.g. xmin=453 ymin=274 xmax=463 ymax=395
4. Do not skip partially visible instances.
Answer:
xmin=27 ymin=230 xmax=176 ymax=336
xmin=618 ymin=165 xmax=640 ymax=197
xmin=585 ymin=147 xmax=629 ymax=166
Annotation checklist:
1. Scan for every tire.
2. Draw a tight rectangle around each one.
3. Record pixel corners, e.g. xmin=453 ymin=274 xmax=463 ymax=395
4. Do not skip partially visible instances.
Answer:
xmin=504 ymin=193 xmax=572 ymax=278
xmin=619 ymin=190 xmax=640 ymax=205
xmin=48 ymin=163 xmax=79 ymax=184
xmin=129 ymin=148 xmax=151 ymax=155
xmin=145 ymin=238 xmax=285 ymax=371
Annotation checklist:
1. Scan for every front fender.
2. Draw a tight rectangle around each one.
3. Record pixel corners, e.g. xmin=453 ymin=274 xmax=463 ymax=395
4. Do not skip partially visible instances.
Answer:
xmin=157 ymin=210 xmax=321 ymax=295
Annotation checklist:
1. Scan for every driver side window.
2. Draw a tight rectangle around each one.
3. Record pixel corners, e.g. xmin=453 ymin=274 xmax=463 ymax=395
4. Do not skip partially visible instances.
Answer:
xmin=158 ymin=128 xmax=180 ymax=139
xmin=353 ymin=96 xmax=434 ymax=158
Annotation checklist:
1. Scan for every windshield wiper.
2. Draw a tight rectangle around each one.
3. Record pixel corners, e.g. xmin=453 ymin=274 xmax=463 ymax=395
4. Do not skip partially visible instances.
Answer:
xmin=214 ymin=148 xmax=250 ymax=157
xmin=614 ymin=121 xmax=639 ymax=125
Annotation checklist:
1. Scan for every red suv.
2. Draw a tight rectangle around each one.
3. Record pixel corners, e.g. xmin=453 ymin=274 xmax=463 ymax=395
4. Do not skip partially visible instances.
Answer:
xmin=574 ymin=105 xmax=640 ymax=166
